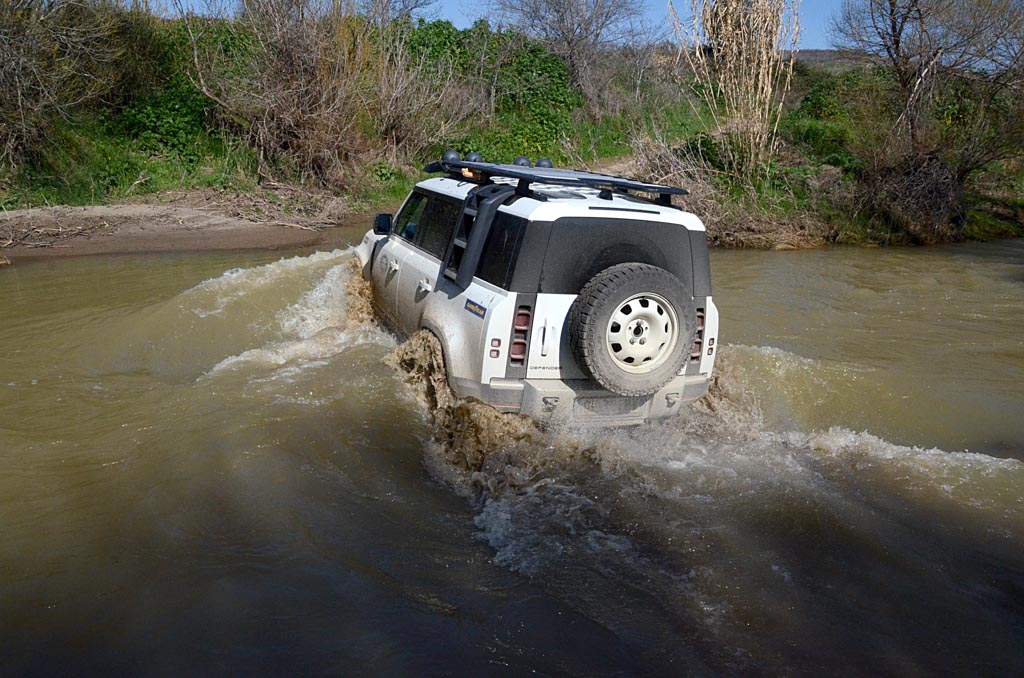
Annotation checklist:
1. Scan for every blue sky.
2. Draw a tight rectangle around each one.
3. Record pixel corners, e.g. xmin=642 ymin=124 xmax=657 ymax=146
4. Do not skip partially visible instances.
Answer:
xmin=432 ymin=0 xmax=843 ymax=50
xmin=181 ymin=0 xmax=843 ymax=49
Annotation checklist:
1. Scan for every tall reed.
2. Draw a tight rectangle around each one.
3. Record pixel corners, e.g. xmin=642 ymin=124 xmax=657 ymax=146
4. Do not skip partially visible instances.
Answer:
xmin=672 ymin=0 xmax=800 ymax=186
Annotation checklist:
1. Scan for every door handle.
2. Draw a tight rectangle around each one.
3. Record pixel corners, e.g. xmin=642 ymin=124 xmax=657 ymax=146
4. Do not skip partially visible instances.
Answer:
xmin=389 ymin=259 xmax=400 ymax=273
xmin=416 ymin=279 xmax=432 ymax=294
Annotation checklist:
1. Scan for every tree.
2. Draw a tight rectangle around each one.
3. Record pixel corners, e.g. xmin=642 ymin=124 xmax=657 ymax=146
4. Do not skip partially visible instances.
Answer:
xmin=832 ymin=0 xmax=1024 ymax=151
xmin=832 ymin=0 xmax=1024 ymax=239
xmin=359 ymin=0 xmax=435 ymax=28
xmin=492 ymin=0 xmax=644 ymax=98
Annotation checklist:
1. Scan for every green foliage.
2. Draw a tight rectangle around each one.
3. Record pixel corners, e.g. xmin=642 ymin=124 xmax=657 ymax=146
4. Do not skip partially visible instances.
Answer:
xmin=788 ymin=60 xmax=832 ymax=97
xmin=794 ymin=68 xmax=895 ymax=122
xmin=781 ymin=67 xmax=904 ymax=170
xmin=676 ymin=133 xmax=729 ymax=172
xmin=0 ymin=11 xmax=258 ymax=208
xmin=796 ymin=76 xmax=848 ymax=121
xmin=345 ymin=160 xmax=416 ymax=214
xmin=108 ymin=19 xmax=225 ymax=158
xmin=2 ymin=115 xmax=255 ymax=208
xmin=409 ymin=19 xmax=579 ymax=116
xmin=783 ymin=117 xmax=858 ymax=169
xmin=370 ymin=162 xmax=399 ymax=184
xmin=408 ymin=19 xmax=580 ymax=162
xmin=455 ymin=113 xmax=570 ymax=163
xmin=406 ymin=18 xmax=462 ymax=66
xmin=964 ymin=208 xmax=1023 ymax=240
xmin=114 ymin=74 xmax=213 ymax=159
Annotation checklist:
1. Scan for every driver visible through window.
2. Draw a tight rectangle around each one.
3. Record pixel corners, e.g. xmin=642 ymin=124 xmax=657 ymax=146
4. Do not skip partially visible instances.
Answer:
xmin=395 ymin=192 xmax=427 ymax=242
xmin=393 ymin=190 xmax=462 ymax=260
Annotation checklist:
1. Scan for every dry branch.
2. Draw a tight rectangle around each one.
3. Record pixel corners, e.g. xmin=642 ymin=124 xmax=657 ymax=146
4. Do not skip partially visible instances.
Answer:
xmin=173 ymin=0 xmax=476 ymax=190
xmin=1 ymin=220 xmax=111 ymax=249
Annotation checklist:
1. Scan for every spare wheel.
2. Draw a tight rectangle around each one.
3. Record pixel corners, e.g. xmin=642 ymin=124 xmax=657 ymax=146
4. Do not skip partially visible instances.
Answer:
xmin=568 ymin=263 xmax=695 ymax=397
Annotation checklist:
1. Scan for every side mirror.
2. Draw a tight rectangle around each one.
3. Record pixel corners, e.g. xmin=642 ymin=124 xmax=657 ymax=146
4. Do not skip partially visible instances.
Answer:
xmin=373 ymin=213 xmax=393 ymax=235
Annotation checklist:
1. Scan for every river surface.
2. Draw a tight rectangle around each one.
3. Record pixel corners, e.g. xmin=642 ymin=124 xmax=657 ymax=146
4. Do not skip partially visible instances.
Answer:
xmin=2 ymin=239 xmax=1023 ymax=674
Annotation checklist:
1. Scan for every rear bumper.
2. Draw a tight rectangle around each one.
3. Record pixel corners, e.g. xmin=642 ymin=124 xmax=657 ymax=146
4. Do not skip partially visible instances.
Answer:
xmin=456 ymin=374 xmax=710 ymax=428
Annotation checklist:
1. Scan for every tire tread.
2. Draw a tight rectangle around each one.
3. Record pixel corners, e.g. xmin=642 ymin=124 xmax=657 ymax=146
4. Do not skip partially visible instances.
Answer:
xmin=568 ymin=263 xmax=694 ymax=397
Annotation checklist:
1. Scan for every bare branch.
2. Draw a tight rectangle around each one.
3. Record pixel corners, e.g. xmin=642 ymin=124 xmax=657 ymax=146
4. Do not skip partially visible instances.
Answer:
xmin=492 ymin=0 xmax=644 ymax=96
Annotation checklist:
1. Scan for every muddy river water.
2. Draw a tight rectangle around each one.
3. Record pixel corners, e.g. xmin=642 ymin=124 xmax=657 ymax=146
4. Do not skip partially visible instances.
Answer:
xmin=2 ymin=238 xmax=1023 ymax=674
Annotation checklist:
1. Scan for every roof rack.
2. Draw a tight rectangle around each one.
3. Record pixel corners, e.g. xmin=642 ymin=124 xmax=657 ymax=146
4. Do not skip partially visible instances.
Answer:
xmin=422 ymin=159 xmax=688 ymax=207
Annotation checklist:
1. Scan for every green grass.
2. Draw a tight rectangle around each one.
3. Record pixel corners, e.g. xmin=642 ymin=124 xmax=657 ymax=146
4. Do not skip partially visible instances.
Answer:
xmin=964 ymin=209 xmax=1022 ymax=240
xmin=0 ymin=117 xmax=257 ymax=210
xmin=350 ymin=168 xmax=423 ymax=213
xmin=449 ymin=102 xmax=705 ymax=168
xmin=782 ymin=116 xmax=859 ymax=170
xmin=572 ymin=103 xmax=707 ymax=162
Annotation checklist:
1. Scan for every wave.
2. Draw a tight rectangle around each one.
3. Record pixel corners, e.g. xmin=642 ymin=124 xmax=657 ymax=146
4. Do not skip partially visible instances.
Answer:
xmin=387 ymin=332 xmax=1024 ymax=671
xmin=187 ymin=249 xmax=355 ymax=318
xmin=205 ymin=258 xmax=392 ymax=377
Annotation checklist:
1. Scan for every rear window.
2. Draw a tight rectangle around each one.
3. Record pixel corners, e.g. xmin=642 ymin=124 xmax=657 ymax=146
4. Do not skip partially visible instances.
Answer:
xmin=538 ymin=217 xmax=691 ymax=295
xmin=476 ymin=211 xmax=528 ymax=288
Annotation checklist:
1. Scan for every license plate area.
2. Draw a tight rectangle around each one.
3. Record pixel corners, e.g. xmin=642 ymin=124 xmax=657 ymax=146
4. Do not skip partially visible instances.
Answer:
xmin=573 ymin=396 xmax=648 ymax=419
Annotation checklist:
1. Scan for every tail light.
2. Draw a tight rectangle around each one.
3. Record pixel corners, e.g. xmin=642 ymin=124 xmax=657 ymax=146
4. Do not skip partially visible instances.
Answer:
xmin=514 ymin=310 xmax=532 ymax=331
xmin=510 ymin=339 xmax=528 ymax=361
xmin=690 ymin=309 xmax=706 ymax=361
xmin=511 ymin=305 xmax=532 ymax=365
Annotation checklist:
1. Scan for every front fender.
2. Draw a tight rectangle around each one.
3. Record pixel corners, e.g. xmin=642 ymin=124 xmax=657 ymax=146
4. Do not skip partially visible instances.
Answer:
xmin=354 ymin=230 xmax=387 ymax=278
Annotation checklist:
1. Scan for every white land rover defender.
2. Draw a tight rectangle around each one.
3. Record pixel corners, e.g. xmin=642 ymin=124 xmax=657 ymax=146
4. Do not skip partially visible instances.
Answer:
xmin=355 ymin=152 xmax=719 ymax=426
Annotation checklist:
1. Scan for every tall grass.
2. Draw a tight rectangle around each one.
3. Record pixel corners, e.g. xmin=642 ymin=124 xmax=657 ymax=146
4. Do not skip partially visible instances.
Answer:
xmin=672 ymin=0 xmax=800 ymax=186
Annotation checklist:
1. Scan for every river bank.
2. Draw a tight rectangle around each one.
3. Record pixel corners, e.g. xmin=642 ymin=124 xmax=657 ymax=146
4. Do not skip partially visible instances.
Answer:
xmin=2 ymin=181 xmax=1021 ymax=265
xmin=0 ymin=187 xmax=373 ymax=263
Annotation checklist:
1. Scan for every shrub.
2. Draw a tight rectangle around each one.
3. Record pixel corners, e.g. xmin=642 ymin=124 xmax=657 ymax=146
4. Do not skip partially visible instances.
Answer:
xmin=783 ymin=117 xmax=857 ymax=169
xmin=407 ymin=19 xmax=580 ymax=162
xmin=0 ymin=0 xmax=121 ymax=170
xmin=856 ymin=153 xmax=965 ymax=243
xmin=177 ymin=8 xmax=480 ymax=189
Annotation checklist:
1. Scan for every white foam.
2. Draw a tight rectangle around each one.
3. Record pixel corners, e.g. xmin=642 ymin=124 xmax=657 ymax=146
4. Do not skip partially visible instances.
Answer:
xmin=440 ymin=343 xmax=1024 ymax=591
xmin=208 ymin=325 xmax=388 ymax=375
xmin=187 ymin=249 xmax=353 ymax=318
xmin=201 ymin=256 xmax=392 ymax=379
xmin=278 ymin=263 xmax=357 ymax=339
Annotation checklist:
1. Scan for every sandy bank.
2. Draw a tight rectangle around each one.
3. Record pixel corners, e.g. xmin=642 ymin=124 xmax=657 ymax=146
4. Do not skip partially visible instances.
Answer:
xmin=0 ymin=190 xmax=373 ymax=263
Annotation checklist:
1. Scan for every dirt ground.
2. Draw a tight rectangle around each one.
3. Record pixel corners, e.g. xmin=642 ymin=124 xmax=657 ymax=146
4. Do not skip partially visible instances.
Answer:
xmin=0 ymin=187 xmax=374 ymax=264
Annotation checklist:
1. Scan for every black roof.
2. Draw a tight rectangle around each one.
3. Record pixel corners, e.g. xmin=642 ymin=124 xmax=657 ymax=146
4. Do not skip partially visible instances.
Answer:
xmin=423 ymin=159 xmax=687 ymax=206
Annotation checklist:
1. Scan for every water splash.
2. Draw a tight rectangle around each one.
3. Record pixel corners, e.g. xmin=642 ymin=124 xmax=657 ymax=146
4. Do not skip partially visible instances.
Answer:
xmin=204 ymin=255 xmax=391 ymax=378
xmin=208 ymin=259 xmax=390 ymax=376
xmin=188 ymin=249 xmax=354 ymax=318
xmin=387 ymin=331 xmax=1024 ymax=672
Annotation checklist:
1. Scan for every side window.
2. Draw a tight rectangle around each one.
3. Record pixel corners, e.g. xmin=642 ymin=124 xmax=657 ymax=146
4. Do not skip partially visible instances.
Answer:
xmin=418 ymin=195 xmax=461 ymax=259
xmin=394 ymin=190 xmax=461 ymax=260
xmin=395 ymin=192 xmax=427 ymax=243
xmin=476 ymin=211 xmax=527 ymax=287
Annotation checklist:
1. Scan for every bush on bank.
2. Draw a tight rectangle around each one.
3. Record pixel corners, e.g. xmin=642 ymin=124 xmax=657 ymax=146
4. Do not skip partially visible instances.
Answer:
xmin=632 ymin=63 xmax=1022 ymax=247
